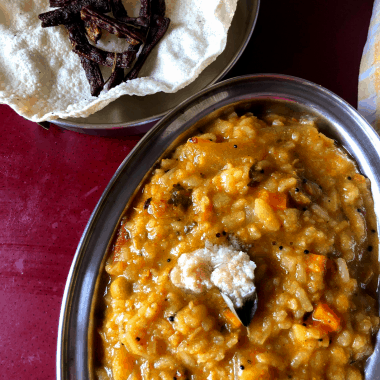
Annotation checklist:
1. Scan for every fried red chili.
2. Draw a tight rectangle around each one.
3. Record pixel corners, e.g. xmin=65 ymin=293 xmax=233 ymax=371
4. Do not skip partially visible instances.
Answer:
xmin=38 ymin=0 xmax=170 ymax=96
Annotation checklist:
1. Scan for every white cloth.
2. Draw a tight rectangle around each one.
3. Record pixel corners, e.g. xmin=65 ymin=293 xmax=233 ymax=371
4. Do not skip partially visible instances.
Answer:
xmin=358 ymin=0 xmax=380 ymax=133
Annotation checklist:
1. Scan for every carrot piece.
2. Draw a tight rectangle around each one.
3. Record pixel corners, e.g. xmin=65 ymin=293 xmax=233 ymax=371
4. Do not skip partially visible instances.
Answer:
xmin=112 ymin=345 xmax=134 ymax=380
xmin=223 ymin=308 xmax=242 ymax=328
xmin=200 ymin=202 xmax=213 ymax=222
xmin=305 ymin=253 xmax=327 ymax=274
xmin=120 ymin=349 xmax=134 ymax=372
xmin=257 ymin=190 xmax=287 ymax=210
xmin=267 ymin=192 xmax=287 ymax=210
xmin=312 ymin=303 xmax=340 ymax=333
xmin=353 ymin=173 xmax=366 ymax=184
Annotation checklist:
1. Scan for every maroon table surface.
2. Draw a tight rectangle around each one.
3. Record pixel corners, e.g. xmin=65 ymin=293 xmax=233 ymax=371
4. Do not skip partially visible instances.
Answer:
xmin=0 ymin=1 xmax=374 ymax=379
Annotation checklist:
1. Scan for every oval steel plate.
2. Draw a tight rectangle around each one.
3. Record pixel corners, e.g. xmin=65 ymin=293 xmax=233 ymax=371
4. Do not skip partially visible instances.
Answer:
xmin=57 ymin=74 xmax=380 ymax=380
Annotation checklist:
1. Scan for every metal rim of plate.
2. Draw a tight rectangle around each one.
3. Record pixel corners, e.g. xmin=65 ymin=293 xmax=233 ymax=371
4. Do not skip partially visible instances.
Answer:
xmin=57 ymin=74 xmax=380 ymax=380
xmin=50 ymin=0 xmax=260 ymax=135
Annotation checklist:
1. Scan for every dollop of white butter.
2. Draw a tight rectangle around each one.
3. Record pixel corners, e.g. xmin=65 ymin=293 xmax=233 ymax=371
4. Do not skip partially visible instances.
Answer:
xmin=170 ymin=242 xmax=256 ymax=308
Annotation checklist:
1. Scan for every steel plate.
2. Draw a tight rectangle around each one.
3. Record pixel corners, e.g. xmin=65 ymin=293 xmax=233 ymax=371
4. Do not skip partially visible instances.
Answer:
xmin=57 ymin=74 xmax=380 ymax=380
xmin=51 ymin=0 xmax=260 ymax=135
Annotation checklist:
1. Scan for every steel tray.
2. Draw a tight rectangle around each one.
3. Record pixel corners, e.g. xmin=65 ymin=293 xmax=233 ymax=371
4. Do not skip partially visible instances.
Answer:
xmin=57 ymin=74 xmax=380 ymax=379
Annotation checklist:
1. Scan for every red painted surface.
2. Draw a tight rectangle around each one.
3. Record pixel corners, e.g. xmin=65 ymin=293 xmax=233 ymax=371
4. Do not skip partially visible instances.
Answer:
xmin=0 ymin=109 xmax=140 ymax=380
xmin=0 ymin=0 xmax=374 ymax=379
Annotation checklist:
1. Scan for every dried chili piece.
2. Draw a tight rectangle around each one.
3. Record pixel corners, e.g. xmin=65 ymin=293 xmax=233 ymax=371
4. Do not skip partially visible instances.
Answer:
xmin=126 ymin=43 xmax=141 ymax=64
xmin=65 ymin=24 xmax=104 ymax=96
xmin=84 ymin=20 xmax=102 ymax=44
xmin=139 ymin=0 xmax=151 ymax=17
xmin=66 ymin=11 xmax=138 ymax=69
xmin=79 ymin=56 xmax=104 ymax=96
xmin=109 ymin=42 xmax=143 ymax=90
xmin=65 ymin=22 xmax=88 ymax=45
xmin=105 ymin=43 xmax=141 ymax=90
xmin=72 ymin=43 xmax=134 ymax=68
xmin=39 ymin=0 xmax=110 ymax=27
xmin=110 ymin=0 xmax=129 ymax=19
xmin=143 ymin=197 xmax=152 ymax=210
xmin=135 ymin=0 xmax=152 ymax=29
xmin=80 ymin=6 xmax=146 ymax=45
xmin=105 ymin=67 xmax=125 ymax=91
xmin=110 ymin=0 xmax=150 ymax=29
xmin=49 ymin=0 xmax=72 ymax=7
xmin=168 ymin=184 xmax=192 ymax=210
xmin=122 ymin=16 xmax=150 ymax=29
xmin=39 ymin=8 xmax=79 ymax=26
xmin=247 ymin=164 xmax=264 ymax=187
xmin=104 ymin=44 xmax=140 ymax=91
xmin=125 ymin=15 xmax=170 ymax=81
xmin=151 ymin=0 xmax=166 ymax=18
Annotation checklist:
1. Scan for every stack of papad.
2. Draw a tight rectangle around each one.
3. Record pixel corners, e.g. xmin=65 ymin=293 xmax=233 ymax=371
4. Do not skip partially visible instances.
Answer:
xmin=0 ymin=0 xmax=237 ymax=122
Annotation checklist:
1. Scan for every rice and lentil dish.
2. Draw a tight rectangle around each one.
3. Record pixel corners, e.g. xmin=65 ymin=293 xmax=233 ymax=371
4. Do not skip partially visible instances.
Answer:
xmin=95 ymin=110 xmax=379 ymax=380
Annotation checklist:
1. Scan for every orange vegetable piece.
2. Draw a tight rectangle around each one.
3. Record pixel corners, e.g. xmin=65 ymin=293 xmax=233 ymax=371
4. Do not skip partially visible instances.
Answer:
xmin=257 ymin=190 xmax=287 ymax=210
xmin=353 ymin=173 xmax=366 ymax=184
xmin=267 ymin=192 xmax=287 ymax=210
xmin=150 ymin=199 xmax=168 ymax=218
xmin=223 ymin=308 xmax=242 ymax=328
xmin=120 ymin=351 xmax=134 ymax=373
xmin=312 ymin=303 xmax=340 ymax=333
xmin=306 ymin=253 xmax=327 ymax=274
xmin=112 ymin=346 xmax=134 ymax=380
xmin=201 ymin=202 xmax=213 ymax=222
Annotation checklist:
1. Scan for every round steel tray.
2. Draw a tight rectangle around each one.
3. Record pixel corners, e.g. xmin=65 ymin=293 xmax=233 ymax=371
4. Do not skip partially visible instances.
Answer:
xmin=50 ymin=0 xmax=260 ymax=135
xmin=57 ymin=74 xmax=380 ymax=379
